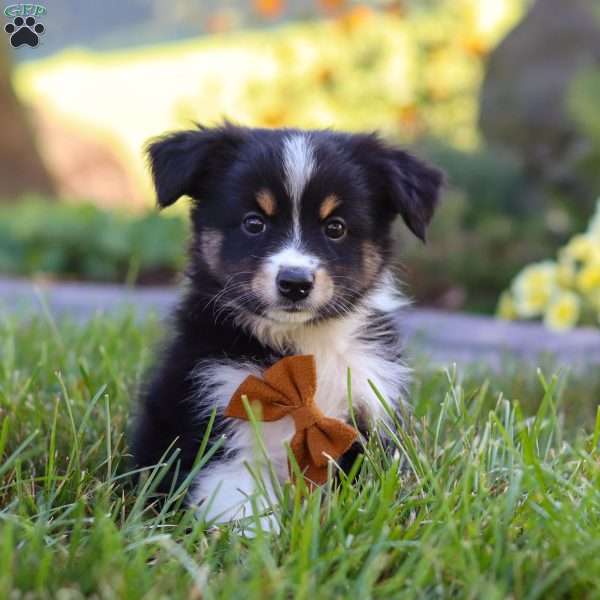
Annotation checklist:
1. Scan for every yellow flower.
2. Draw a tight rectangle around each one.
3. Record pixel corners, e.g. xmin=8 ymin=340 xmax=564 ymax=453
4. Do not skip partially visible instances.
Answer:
xmin=576 ymin=261 xmax=600 ymax=294
xmin=543 ymin=291 xmax=581 ymax=332
xmin=590 ymin=291 xmax=600 ymax=313
xmin=588 ymin=199 xmax=600 ymax=240
xmin=561 ymin=234 xmax=598 ymax=264
xmin=512 ymin=261 xmax=557 ymax=318
xmin=497 ymin=291 xmax=517 ymax=320
xmin=500 ymin=196 xmax=600 ymax=330
xmin=556 ymin=258 xmax=576 ymax=288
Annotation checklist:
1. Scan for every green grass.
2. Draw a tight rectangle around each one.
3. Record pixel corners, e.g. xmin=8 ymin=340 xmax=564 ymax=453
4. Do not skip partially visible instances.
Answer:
xmin=2 ymin=312 xmax=600 ymax=599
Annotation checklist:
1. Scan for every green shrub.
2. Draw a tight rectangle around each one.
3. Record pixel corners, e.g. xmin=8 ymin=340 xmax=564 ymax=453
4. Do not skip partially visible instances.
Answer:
xmin=567 ymin=67 xmax=600 ymax=218
xmin=0 ymin=199 xmax=187 ymax=284
xmin=419 ymin=138 xmax=532 ymax=223
xmin=398 ymin=188 xmax=559 ymax=313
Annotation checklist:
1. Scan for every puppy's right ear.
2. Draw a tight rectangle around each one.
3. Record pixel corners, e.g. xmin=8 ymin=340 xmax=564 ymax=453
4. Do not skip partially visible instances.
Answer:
xmin=146 ymin=124 xmax=247 ymax=208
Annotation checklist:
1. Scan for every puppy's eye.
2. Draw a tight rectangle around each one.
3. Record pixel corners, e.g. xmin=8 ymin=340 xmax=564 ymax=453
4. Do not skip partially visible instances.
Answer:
xmin=242 ymin=214 xmax=266 ymax=235
xmin=324 ymin=217 xmax=346 ymax=240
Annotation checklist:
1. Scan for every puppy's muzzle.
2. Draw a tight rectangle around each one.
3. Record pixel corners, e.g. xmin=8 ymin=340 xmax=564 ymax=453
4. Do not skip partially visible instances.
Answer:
xmin=276 ymin=267 xmax=314 ymax=302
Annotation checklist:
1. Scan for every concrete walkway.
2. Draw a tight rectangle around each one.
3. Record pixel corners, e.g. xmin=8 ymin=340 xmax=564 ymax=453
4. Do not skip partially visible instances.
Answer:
xmin=2 ymin=277 xmax=600 ymax=369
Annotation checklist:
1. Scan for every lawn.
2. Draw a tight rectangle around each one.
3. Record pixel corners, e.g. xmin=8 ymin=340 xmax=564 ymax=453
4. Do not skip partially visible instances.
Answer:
xmin=2 ymin=312 xmax=600 ymax=598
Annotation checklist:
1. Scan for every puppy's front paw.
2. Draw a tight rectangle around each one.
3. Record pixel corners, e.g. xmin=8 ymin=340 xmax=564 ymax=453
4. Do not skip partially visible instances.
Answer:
xmin=191 ymin=459 xmax=281 ymax=535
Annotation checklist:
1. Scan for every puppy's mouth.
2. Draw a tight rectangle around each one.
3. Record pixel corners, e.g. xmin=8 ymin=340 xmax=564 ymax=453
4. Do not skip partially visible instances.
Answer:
xmin=279 ymin=304 xmax=305 ymax=313
xmin=234 ymin=292 xmax=316 ymax=324
xmin=265 ymin=303 xmax=315 ymax=324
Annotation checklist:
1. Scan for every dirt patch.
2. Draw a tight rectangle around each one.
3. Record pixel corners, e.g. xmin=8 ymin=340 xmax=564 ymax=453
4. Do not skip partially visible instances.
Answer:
xmin=32 ymin=107 xmax=146 ymax=209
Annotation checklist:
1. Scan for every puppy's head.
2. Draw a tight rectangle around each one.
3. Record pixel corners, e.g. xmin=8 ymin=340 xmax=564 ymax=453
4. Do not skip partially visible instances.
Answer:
xmin=147 ymin=124 xmax=443 ymax=325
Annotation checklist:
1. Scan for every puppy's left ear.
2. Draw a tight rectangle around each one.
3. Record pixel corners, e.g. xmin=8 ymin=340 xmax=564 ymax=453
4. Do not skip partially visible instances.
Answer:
xmin=355 ymin=135 xmax=444 ymax=242
xmin=381 ymin=148 xmax=444 ymax=242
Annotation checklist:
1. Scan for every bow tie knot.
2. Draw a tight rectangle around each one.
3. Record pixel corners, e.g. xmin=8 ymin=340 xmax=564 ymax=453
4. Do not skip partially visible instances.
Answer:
xmin=291 ymin=404 xmax=319 ymax=430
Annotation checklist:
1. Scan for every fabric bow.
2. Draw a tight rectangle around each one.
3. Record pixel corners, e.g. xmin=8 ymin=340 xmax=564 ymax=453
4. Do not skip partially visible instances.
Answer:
xmin=224 ymin=355 xmax=357 ymax=486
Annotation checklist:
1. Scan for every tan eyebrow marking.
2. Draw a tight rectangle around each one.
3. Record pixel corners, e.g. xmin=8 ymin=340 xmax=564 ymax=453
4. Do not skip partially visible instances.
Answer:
xmin=255 ymin=189 xmax=277 ymax=216
xmin=319 ymin=194 xmax=341 ymax=220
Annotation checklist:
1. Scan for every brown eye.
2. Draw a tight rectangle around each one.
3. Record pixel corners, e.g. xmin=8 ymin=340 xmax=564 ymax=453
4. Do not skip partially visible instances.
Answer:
xmin=242 ymin=214 xmax=266 ymax=235
xmin=324 ymin=217 xmax=346 ymax=240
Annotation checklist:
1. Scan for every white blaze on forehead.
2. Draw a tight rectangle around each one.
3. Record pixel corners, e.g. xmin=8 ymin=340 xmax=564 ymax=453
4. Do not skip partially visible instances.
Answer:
xmin=268 ymin=245 xmax=319 ymax=271
xmin=282 ymin=134 xmax=316 ymax=242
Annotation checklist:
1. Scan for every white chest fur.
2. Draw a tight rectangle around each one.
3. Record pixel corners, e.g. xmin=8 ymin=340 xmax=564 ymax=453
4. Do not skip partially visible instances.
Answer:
xmin=282 ymin=309 xmax=408 ymax=421
xmin=192 ymin=288 xmax=408 ymax=467
xmin=189 ymin=282 xmax=409 ymax=522
xmin=237 ymin=273 xmax=410 ymax=424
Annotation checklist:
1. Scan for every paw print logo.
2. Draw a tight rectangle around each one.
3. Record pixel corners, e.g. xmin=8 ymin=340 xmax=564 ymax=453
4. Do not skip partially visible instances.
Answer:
xmin=4 ymin=16 xmax=45 ymax=48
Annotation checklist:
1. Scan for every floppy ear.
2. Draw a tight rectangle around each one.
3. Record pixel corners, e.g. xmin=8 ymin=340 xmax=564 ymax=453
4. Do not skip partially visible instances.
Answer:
xmin=146 ymin=124 xmax=247 ymax=208
xmin=382 ymin=148 xmax=444 ymax=242
xmin=354 ymin=134 xmax=444 ymax=242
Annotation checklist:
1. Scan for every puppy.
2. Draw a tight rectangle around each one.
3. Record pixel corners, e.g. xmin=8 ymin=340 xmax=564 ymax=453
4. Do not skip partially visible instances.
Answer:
xmin=131 ymin=124 xmax=442 ymax=526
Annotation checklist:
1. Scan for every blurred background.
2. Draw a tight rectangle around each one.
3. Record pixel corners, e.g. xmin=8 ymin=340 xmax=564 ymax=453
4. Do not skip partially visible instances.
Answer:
xmin=2 ymin=0 xmax=600 ymax=327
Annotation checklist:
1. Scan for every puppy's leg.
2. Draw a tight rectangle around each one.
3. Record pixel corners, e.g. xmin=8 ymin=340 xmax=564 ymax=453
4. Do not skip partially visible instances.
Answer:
xmin=190 ymin=414 xmax=294 ymax=533
xmin=189 ymin=454 xmax=281 ymax=534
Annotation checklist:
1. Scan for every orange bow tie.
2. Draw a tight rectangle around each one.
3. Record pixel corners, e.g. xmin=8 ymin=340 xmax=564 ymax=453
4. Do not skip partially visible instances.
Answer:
xmin=224 ymin=355 xmax=358 ymax=486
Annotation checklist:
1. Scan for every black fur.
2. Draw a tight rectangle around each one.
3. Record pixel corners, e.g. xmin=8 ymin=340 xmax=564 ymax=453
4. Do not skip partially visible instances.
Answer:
xmin=131 ymin=124 xmax=443 ymax=498
xmin=131 ymin=287 xmax=277 ymax=492
xmin=348 ymin=133 xmax=443 ymax=242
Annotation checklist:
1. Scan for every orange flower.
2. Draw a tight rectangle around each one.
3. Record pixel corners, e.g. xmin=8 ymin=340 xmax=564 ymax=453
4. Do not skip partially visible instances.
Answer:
xmin=261 ymin=108 xmax=289 ymax=128
xmin=428 ymin=83 xmax=450 ymax=101
xmin=397 ymin=103 xmax=419 ymax=126
xmin=253 ymin=0 xmax=285 ymax=19
xmin=315 ymin=66 xmax=335 ymax=87
xmin=318 ymin=0 xmax=347 ymax=13
xmin=396 ymin=103 xmax=424 ymax=137
xmin=384 ymin=1 xmax=407 ymax=18
xmin=337 ymin=4 xmax=374 ymax=32
xmin=205 ymin=10 xmax=237 ymax=34
xmin=460 ymin=34 xmax=489 ymax=58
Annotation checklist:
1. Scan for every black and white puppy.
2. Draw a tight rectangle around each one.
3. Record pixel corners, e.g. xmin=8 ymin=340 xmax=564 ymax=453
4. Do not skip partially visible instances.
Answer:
xmin=131 ymin=124 xmax=442 ymax=525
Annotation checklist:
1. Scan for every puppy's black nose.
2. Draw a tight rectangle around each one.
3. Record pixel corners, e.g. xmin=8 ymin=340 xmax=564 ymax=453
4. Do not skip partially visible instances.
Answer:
xmin=276 ymin=268 xmax=314 ymax=302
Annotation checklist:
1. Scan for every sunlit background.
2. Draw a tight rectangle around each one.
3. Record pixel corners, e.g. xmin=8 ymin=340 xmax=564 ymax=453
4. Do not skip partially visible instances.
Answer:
xmin=2 ymin=0 xmax=600 ymax=328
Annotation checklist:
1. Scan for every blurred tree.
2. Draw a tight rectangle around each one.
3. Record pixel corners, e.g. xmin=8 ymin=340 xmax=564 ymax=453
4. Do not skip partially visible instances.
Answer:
xmin=0 ymin=39 xmax=54 ymax=201
xmin=479 ymin=0 xmax=600 ymax=219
